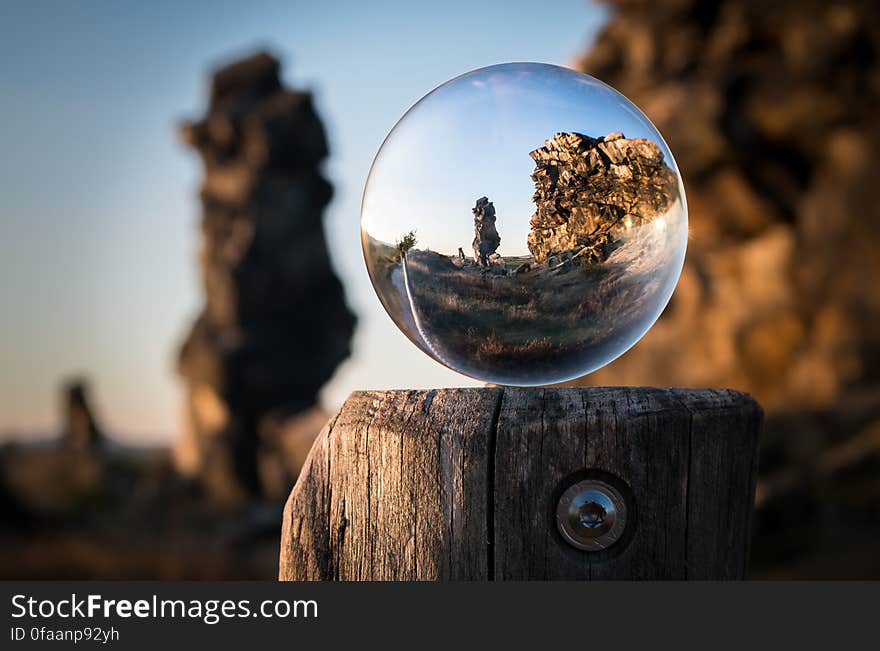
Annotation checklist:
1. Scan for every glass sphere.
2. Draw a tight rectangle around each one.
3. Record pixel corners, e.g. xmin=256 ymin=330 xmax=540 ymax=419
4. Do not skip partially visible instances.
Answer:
xmin=361 ymin=63 xmax=687 ymax=386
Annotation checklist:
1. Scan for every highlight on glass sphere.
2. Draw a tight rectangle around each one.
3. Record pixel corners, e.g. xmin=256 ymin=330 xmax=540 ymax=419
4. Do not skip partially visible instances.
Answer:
xmin=361 ymin=62 xmax=687 ymax=386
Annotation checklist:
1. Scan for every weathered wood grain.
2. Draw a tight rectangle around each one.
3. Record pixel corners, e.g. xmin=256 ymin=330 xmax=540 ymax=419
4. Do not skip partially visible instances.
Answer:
xmin=280 ymin=389 xmax=502 ymax=580
xmin=279 ymin=387 xmax=761 ymax=580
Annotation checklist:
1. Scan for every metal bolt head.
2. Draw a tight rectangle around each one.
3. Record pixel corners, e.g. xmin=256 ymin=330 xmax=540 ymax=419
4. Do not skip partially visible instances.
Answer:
xmin=578 ymin=500 xmax=607 ymax=528
xmin=556 ymin=479 xmax=627 ymax=552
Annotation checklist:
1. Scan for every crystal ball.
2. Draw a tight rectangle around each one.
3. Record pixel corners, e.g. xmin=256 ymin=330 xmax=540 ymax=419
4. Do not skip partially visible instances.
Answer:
xmin=361 ymin=63 xmax=687 ymax=386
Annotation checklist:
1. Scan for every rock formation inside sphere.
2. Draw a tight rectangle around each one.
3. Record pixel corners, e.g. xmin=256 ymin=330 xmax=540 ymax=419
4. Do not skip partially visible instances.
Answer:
xmin=472 ymin=196 xmax=501 ymax=266
xmin=527 ymin=132 xmax=678 ymax=264
xmin=176 ymin=52 xmax=355 ymax=503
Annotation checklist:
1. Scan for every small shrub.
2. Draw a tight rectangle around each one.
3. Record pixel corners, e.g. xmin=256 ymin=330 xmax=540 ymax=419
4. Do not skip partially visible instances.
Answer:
xmin=394 ymin=230 xmax=417 ymax=261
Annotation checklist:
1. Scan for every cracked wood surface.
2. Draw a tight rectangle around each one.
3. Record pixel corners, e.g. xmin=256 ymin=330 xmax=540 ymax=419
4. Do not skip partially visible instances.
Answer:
xmin=279 ymin=387 xmax=761 ymax=580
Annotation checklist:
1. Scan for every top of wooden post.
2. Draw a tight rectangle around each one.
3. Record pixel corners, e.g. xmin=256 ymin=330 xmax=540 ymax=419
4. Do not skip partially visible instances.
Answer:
xmin=280 ymin=387 xmax=762 ymax=581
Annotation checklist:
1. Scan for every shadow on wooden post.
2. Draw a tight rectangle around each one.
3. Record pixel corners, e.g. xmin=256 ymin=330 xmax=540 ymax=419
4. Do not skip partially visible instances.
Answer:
xmin=279 ymin=387 xmax=762 ymax=580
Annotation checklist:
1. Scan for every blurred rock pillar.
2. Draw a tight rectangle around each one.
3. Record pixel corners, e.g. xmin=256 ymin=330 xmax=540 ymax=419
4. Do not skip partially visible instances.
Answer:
xmin=176 ymin=52 xmax=355 ymax=504
xmin=62 ymin=378 xmax=102 ymax=451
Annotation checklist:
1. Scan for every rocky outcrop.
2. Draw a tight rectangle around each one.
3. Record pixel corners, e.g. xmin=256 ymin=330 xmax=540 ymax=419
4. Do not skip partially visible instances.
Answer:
xmin=472 ymin=196 xmax=501 ymax=266
xmin=574 ymin=0 xmax=880 ymax=411
xmin=574 ymin=0 xmax=880 ymax=576
xmin=527 ymin=132 xmax=677 ymax=264
xmin=176 ymin=52 xmax=355 ymax=503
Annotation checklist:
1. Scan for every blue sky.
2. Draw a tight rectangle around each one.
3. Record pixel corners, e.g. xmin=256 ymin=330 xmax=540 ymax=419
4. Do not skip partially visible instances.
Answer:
xmin=0 ymin=0 xmax=607 ymax=442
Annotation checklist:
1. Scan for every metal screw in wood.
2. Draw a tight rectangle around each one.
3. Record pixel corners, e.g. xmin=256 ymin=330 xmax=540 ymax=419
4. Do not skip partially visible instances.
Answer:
xmin=556 ymin=478 xmax=628 ymax=552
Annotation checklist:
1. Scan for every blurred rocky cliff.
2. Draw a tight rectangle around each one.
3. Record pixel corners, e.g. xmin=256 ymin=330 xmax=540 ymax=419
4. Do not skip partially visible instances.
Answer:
xmin=177 ymin=52 xmax=356 ymax=504
xmin=576 ymin=0 xmax=880 ymax=577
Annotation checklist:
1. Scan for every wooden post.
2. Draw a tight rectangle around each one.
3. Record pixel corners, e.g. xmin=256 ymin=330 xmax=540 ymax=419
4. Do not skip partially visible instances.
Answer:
xmin=279 ymin=387 xmax=762 ymax=580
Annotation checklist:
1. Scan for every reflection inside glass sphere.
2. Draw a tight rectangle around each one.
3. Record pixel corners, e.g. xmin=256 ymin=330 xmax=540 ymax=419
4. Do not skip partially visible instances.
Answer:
xmin=362 ymin=63 xmax=687 ymax=386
